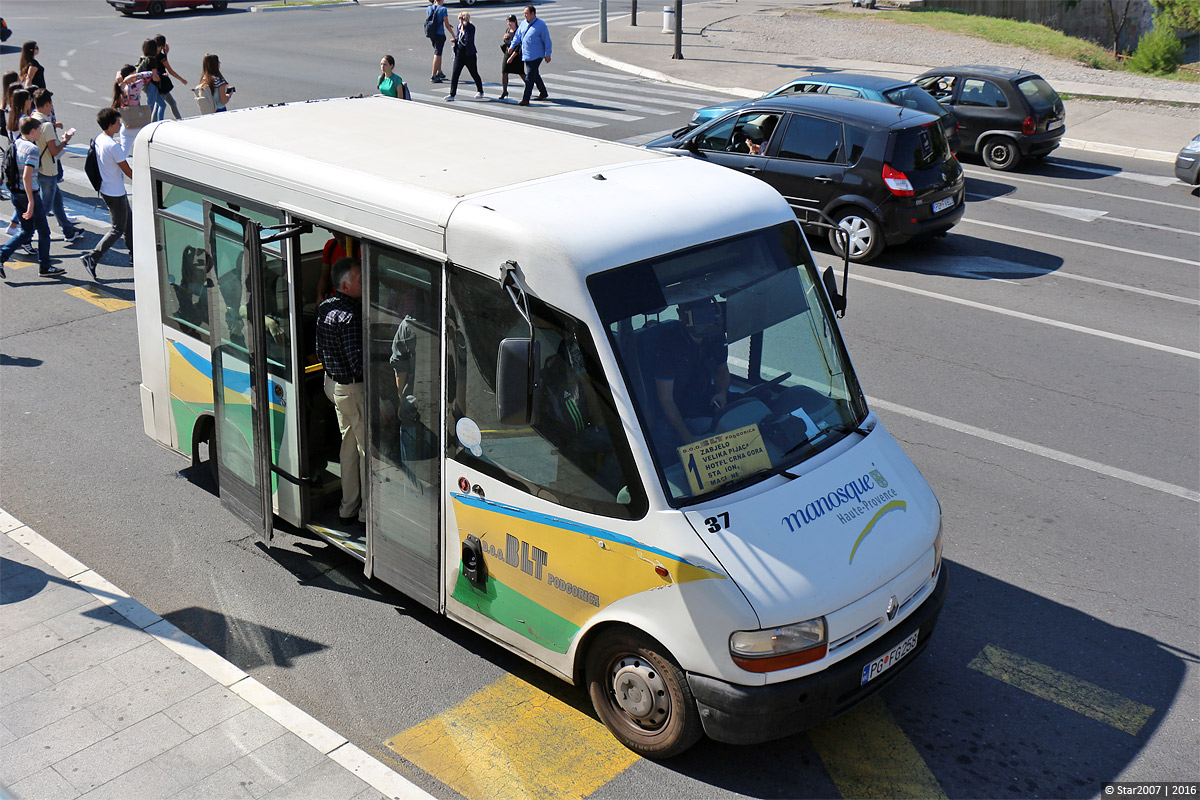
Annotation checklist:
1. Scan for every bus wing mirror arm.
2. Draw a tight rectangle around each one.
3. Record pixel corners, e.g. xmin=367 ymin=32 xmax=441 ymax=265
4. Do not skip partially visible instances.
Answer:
xmin=497 ymin=261 xmax=541 ymax=425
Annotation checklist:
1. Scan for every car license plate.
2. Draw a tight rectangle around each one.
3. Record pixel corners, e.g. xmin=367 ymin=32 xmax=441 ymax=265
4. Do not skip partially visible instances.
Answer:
xmin=1048 ymin=119 xmax=1063 ymax=131
xmin=931 ymin=196 xmax=954 ymax=214
xmin=860 ymin=630 xmax=919 ymax=685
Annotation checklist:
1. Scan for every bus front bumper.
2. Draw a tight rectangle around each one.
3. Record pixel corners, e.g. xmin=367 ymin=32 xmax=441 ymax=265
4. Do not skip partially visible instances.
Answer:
xmin=688 ymin=565 xmax=948 ymax=745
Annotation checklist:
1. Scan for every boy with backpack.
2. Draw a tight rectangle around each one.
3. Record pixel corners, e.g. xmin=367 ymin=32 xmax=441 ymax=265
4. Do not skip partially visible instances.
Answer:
xmin=32 ymin=89 xmax=82 ymax=245
xmin=424 ymin=0 xmax=454 ymax=84
xmin=80 ymin=108 xmax=133 ymax=281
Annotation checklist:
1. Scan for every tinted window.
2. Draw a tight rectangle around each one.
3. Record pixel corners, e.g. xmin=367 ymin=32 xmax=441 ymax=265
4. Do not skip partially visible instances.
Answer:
xmin=824 ymin=86 xmax=862 ymax=98
xmin=890 ymin=123 xmax=950 ymax=171
xmin=845 ymin=125 xmax=870 ymax=166
xmin=958 ymin=79 xmax=1007 ymax=108
xmin=1017 ymin=77 xmax=1061 ymax=113
xmin=776 ymin=82 xmax=824 ymax=96
xmin=777 ymin=114 xmax=843 ymax=163
xmin=882 ymin=85 xmax=945 ymax=117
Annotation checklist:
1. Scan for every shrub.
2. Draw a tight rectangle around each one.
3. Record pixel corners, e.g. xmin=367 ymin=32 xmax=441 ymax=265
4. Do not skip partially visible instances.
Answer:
xmin=1126 ymin=26 xmax=1185 ymax=74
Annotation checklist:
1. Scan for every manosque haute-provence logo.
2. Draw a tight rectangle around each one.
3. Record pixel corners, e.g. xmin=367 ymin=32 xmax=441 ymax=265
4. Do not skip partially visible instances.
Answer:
xmin=780 ymin=469 xmax=906 ymax=563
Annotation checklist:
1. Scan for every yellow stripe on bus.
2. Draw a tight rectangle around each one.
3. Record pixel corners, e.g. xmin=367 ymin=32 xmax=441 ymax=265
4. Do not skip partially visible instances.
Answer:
xmin=64 ymin=285 xmax=135 ymax=312
xmin=385 ymin=673 xmax=638 ymax=800
xmin=809 ymin=696 xmax=946 ymax=800
xmin=968 ymin=644 xmax=1154 ymax=736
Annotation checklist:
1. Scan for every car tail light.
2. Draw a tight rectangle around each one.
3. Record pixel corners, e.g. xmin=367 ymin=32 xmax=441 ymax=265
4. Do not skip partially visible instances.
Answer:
xmin=882 ymin=164 xmax=914 ymax=197
xmin=1022 ymin=115 xmax=1036 ymax=135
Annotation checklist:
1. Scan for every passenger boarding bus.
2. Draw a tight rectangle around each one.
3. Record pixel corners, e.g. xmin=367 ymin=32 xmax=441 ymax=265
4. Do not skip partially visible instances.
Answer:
xmin=132 ymin=96 xmax=946 ymax=758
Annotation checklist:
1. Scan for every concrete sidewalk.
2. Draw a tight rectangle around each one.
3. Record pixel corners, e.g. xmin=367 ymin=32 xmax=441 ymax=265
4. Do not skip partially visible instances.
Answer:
xmin=0 ymin=509 xmax=432 ymax=800
xmin=572 ymin=0 xmax=1199 ymax=163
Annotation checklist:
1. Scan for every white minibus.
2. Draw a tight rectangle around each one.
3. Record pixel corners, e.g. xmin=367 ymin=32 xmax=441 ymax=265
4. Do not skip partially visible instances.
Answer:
xmin=132 ymin=96 xmax=946 ymax=758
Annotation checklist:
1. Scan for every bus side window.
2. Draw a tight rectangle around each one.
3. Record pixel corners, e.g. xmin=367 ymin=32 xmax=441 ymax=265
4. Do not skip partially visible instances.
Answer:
xmin=158 ymin=215 xmax=209 ymax=340
xmin=446 ymin=267 xmax=647 ymax=520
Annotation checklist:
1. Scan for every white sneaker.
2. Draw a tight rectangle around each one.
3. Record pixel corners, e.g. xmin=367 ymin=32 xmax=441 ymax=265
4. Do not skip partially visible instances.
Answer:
xmin=444 ymin=94 xmax=455 ymax=101
xmin=475 ymin=92 xmax=485 ymax=100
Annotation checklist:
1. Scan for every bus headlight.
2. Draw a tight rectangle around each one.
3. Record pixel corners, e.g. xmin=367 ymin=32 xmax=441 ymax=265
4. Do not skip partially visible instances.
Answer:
xmin=730 ymin=618 xmax=827 ymax=673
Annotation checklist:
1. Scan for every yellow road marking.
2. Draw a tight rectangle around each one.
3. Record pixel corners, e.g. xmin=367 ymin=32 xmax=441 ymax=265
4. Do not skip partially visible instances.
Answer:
xmin=64 ymin=285 xmax=135 ymax=312
xmin=385 ymin=673 xmax=638 ymax=800
xmin=809 ymin=696 xmax=947 ymax=800
xmin=968 ymin=644 xmax=1154 ymax=736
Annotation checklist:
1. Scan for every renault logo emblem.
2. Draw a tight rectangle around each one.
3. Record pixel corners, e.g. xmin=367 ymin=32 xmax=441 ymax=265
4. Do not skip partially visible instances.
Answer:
xmin=886 ymin=596 xmax=899 ymax=621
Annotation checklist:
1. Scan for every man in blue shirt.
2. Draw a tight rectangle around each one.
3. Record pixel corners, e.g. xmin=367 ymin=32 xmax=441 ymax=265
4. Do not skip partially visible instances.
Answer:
xmin=425 ymin=0 xmax=454 ymax=83
xmin=316 ymin=258 xmax=366 ymax=524
xmin=506 ymin=5 xmax=552 ymax=106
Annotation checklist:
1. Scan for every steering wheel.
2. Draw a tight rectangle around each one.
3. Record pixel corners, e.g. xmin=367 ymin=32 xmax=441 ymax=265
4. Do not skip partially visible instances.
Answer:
xmin=745 ymin=372 xmax=791 ymax=402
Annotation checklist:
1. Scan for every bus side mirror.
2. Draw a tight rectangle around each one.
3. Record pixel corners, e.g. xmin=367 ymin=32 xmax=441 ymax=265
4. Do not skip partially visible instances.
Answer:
xmin=822 ymin=266 xmax=847 ymax=316
xmin=496 ymin=337 xmax=541 ymax=426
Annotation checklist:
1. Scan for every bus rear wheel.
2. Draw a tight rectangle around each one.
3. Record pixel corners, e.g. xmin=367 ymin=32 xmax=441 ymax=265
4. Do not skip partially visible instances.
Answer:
xmin=585 ymin=628 xmax=702 ymax=759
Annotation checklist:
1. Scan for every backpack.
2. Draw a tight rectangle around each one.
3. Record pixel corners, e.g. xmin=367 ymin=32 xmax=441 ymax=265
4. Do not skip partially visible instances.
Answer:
xmin=84 ymin=138 xmax=103 ymax=192
xmin=424 ymin=5 xmax=442 ymax=38
xmin=3 ymin=140 xmax=22 ymax=195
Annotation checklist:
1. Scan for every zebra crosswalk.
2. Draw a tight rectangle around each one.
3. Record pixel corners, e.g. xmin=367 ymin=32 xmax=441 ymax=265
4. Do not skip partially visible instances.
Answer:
xmin=411 ymin=68 xmax=732 ymax=131
xmin=370 ymin=0 xmax=623 ymax=29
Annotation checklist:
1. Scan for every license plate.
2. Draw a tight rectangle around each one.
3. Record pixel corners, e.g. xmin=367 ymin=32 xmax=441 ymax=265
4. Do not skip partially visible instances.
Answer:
xmin=1048 ymin=119 xmax=1063 ymax=131
xmin=860 ymin=630 xmax=919 ymax=685
xmin=931 ymin=196 xmax=954 ymax=214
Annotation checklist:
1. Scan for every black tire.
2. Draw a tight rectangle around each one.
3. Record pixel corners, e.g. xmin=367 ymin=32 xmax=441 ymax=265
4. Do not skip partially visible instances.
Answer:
xmin=212 ymin=0 xmax=228 ymax=9
xmin=828 ymin=208 xmax=884 ymax=263
xmin=981 ymin=136 xmax=1021 ymax=171
xmin=585 ymin=628 xmax=703 ymax=759
xmin=148 ymin=0 xmax=166 ymax=16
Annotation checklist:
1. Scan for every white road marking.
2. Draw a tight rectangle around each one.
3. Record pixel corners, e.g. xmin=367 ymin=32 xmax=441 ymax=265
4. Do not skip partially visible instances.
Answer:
xmin=963 ymin=168 xmax=1196 ymax=211
xmin=408 ymin=91 xmax=604 ymax=128
xmin=61 ymin=72 xmax=74 ymax=82
xmin=1043 ymin=159 xmax=1179 ymax=187
xmin=1045 ymin=270 xmax=1200 ymax=305
xmin=971 ymin=194 xmax=1109 ymax=222
xmin=554 ymin=73 xmax=722 ymax=110
xmin=73 ymin=84 xmax=95 ymax=94
xmin=852 ymin=273 xmax=1200 ymax=359
xmin=868 ymin=396 xmax=1200 ymax=503
xmin=1102 ymin=216 xmax=1200 ymax=237
xmin=961 ymin=218 xmax=1200 ymax=267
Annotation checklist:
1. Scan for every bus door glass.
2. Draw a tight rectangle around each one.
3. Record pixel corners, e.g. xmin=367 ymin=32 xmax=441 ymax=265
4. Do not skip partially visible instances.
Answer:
xmin=203 ymin=202 xmax=275 ymax=541
xmin=364 ymin=244 xmax=442 ymax=610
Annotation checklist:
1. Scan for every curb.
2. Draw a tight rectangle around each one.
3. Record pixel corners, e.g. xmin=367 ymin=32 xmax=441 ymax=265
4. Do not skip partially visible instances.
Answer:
xmin=0 ymin=508 xmax=434 ymax=800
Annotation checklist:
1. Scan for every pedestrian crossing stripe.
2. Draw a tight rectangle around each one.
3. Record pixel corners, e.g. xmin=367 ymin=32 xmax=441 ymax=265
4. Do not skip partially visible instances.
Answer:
xmin=64 ymin=284 xmax=135 ymax=312
xmin=967 ymin=644 xmax=1155 ymax=736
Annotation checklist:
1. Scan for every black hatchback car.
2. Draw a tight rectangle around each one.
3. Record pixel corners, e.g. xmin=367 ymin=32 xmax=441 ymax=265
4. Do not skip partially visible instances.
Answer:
xmin=915 ymin=65 xmax=1065 ymax=171
xmin=646 ymin=95 xmax=965 ymax=262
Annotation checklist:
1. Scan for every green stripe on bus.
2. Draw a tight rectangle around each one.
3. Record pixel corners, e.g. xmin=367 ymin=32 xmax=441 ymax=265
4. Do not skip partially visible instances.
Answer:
xmin=451 ymin=570 xmax=580 ymax=655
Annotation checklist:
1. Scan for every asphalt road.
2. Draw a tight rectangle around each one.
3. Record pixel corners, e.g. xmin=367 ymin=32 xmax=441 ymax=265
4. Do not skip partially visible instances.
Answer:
xmin=2 ymin=2 xmax=1198 ymax=798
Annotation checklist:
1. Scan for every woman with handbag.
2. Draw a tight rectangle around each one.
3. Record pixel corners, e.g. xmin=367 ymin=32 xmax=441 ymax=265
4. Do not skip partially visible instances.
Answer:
xmin=499 ymin=15 xmax=524 ymax=101
xmin=445 ymin=11 xmax=483 ymax=102
xmin=197 ymin=54 xmax=233 ymax=114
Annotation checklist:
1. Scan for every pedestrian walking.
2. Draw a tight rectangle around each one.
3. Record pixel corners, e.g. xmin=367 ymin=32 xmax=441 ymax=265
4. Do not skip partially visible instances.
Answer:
xmin=507 ymin=5 xmax=551 ymax=107
xmin=19 ymin=41 xmax=45 ymax=91
xmin=315 ymin=257 xmax=367 ymax=525
xmin=81 ymin=108 xmax=133 ymax=281
xmin=5 ymin=88 xmax=32 ymax=235
xmin=446 ymin=11 xmax=484 ymax=101
xmin=31 ymin=90 xmax=81 ymax=245
xmin=135 ymin=38 xmax=165 ymax=122
xmin=0 ymin=116 xmax=64 ymax=280
xmin=424 ymin=0 xmax=454 ymax=84
xmin=153 ymin=35 xmax=189 ymax=120
xmin=197 ymin=54 xmax=233 ymax=113
xmin=378 ymin=55 xmax=403 ymax=98
xmin=0 ymin=71 xmax=17 ymax=202
xmin=499 ymin=15 xmax=525 ymax=101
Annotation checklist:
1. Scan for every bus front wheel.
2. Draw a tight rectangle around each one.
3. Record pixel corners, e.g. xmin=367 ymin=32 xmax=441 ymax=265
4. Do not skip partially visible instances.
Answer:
xmin=585 ymin=628 xmax=702 ymax=759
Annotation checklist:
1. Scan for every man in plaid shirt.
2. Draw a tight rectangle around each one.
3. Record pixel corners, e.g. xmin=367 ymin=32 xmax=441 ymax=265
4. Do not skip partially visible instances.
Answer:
xmin=316 ymin=258 xmax=366 ymax=524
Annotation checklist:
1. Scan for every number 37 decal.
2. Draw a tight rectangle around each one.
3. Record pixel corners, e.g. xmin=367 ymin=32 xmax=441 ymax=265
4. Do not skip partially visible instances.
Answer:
xmin=704 ymin=512 xmax=730 ymax=533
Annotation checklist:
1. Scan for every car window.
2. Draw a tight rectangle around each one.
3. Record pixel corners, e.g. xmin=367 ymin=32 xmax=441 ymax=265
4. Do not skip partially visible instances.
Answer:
xmin=777 ymin=114 xmax=844 ymax=164
xmin=776 ymin=82 xmax=824 ymax=96
xmin=845 ymin=124 xmax=870 ymax=166
xmin=917 ymin=75 xmax=956 ymax=101
xmin=958 ymin=79 xmax=1007 ymax=108
xmin=1016 ymin=77 xmax=1061 ymax=113
xmin=882 ymin=85 xmax=946 ymax=117
xmin=825 ymin=86 xmax=863 ymax=98
xmin=890 ymin=123 xmax=951 ymax=171
xmin=695 ymin=112 xmax=780 ymax=155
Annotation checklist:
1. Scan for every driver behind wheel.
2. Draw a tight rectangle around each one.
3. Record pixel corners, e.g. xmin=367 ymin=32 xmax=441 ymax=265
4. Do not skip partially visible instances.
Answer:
xmin=646 ymin=298 xmax=731 ymax=455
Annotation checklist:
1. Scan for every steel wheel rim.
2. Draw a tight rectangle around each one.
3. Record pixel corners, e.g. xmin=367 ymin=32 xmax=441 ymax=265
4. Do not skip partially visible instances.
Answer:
xmin=609 ymin=654 xmax=670 ymax=731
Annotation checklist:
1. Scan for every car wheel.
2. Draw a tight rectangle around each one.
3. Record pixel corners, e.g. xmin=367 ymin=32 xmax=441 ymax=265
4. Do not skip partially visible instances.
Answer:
xmin=586 ymin=627 xmax=703 ymax=759
xmin=982 ymin=136 xmax=1021 ymax=171
xmin=829 ymin=208 xmax=884 ymax=263
xmin=148 ymin=0 xmax=166 ymax=15
xmin=461 ymin=0 xmax=477 ymax=5
xmin=212 ymin=0 xmax=228 ymax=9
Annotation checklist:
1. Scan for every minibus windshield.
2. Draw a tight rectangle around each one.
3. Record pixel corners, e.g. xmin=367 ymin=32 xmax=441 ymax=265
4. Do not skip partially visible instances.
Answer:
xmin=589 ymin=222 xmax=868 ymax=504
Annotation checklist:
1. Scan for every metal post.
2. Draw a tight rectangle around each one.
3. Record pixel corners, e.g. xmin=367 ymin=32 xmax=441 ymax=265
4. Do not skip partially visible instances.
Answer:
xmin=671 ymin=0 xmax=683 ymax=59
xmin=631 ymin=0 xmax=637 ymax=26
xmin=600 ymin=0 xmax=608 ymax=43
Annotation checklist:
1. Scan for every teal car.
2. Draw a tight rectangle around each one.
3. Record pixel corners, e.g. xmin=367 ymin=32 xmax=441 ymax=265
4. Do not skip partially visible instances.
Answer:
xmin=691 ymin=72 xmax=959 ymax=153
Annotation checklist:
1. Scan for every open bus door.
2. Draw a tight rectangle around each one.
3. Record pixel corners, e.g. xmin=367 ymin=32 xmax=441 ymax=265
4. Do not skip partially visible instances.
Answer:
xmin=203 ymin=203 xmax=276 ymax=542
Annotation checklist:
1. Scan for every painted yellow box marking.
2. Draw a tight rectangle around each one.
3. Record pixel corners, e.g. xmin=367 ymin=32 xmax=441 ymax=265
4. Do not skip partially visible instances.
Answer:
xmin=65 ymin=285 xmax=135 ymax=312
xmin=968 ymin=644 xmax=1154 ymax=736
xmin=385 ymin=673 xmax=638 ymax=800
xmin=809 ymin=695 xmax=946 ymax=800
